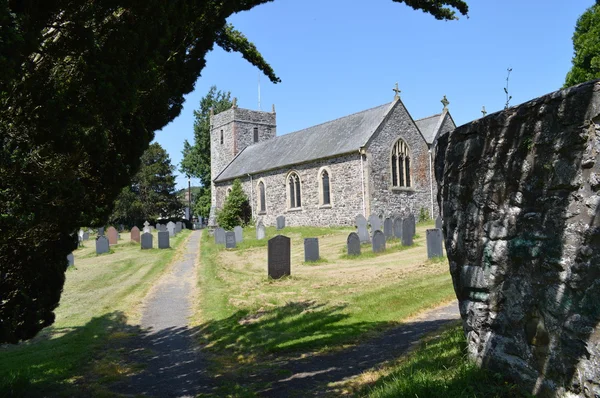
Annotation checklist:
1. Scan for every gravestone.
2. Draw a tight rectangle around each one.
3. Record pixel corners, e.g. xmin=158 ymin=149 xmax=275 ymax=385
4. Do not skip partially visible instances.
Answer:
xmin=130 ymin=226 xmax=141 ymax=243
xmin=401 ymin=218 xmax=413 ymax=246
xmin=276 ymin=215 xmax=285 ymax=230
xmin=155 ymin=223 xmax=161 ymax=231
xmin=347 ymin=232 xmax=361 ymax=256
xmin=407 ymin=213 xmax=416 ymax=237
xmin=144 ymin=220 xmax=150 ymax=229
xmin=119 ymin=224 xmax=125 ymax=232
xmin=372 ymin=230 xmax=386 ymax=253
xmin=435 ymin=216 xmax=442 ymax=230
xmin=96 ymin=236 xmax=109 ymax=254
xmin=67 ymin=253 xmax=74 ymax=267
xmin=256 ymin=222 xmax=266 ymax=240
xmin=368 ymin=214 xmax=381 ymax=234
xmin=355 ymin=214 xmax=369 ymax=243
xmin=426 ymin=229 xmax=444 ymax=258
xmin=383 ymin=218 xmax=393 ymax=239
xmin=107 ymin=226 xmax=118 ymax=245
xmin=234 ymin=226 xmax=243 ymax=243
xmin=158 ymin=231 xmax=170 ymax=249
xmin=393 ymin=217 xmax=403 ymax=239
xmin=225 ymin=231 xmax=236 ymax=249
xmin=141 ymin=232 xmax=153 ymax=249
xmin=98 ymin=227 xmax=105 ymax=236
xmin=82 ymin=231 xmax=89 ymax=241
xmin=268 ymin=235 xmax=291 ymax=279
xmin=175 ymin=221 xmax=182 ymax=233
xmin=304 ymin=238 xmax=319 ymax=262
xmin=214 ymin=227 xmax=226 ymax=245
xmin=78 ymin=229 xmax=84 ymax=239
xmin=143 ymin=226 xmax=150 ymax=234
xmin=167 ymin=222 xmax=175 ymax=237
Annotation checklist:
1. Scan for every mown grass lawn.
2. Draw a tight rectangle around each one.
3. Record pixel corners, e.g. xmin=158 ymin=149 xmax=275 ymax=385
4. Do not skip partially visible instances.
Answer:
xmin=0 ymin=229 xmax=190 ymax=397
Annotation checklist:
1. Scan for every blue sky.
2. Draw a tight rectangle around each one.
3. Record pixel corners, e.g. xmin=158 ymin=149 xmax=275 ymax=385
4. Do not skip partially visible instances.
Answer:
xmin=155 ymin=0 xmax=593 ymax=189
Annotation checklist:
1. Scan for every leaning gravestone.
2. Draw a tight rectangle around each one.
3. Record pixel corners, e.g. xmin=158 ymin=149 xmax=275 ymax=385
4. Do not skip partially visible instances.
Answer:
xmin=276 ymin=215 xmax=285 ymax=230
xmin=107 ymin=226 xmax=118 ymax=245
xmin=234 ymin=226 xmax=243 ymax=243
xmin=167 ymin=222 xmax=175 ymax=237
xmin=214 ymin=227 xmax=226 ymax=245
xmin=368 ymin=214 xmax=381 ymax=234
xmin=67 ymin=253 xmax=74 ymax=267
xmin=435 ymin=216 xmax=442 ymax=230
xmin=402 ymin=218 xmax=413 ymax=246
xmin=372 ymin=230 xmax=386 ymax=253
xmin=355 ymin=214 xmax=369 ymax=243
xmin=393 ymin=217 xmax=403 ymax=239
xmin=268 ymin=235 xmax=291 ymax=279
xmin=256 ymin=222 xmax=266 ymax=240
xmin=130 ymin=226 xmax=141 ymax=243
xmin=426 ymin=229 xmax=443 ymax=258
xmin=347 ymin=232 xmax=361 ymax=256
xmin=304 ymin=238 xmax=319 ymax=262
xmin=141 ymin=232 xmax=153 ymax=249
xmin=98 ymin=227 xmax=105 ymax=236
xmin=96 ymin=236 xmax=109 ymax=255
xmin=225 ymin=231 xmax=236 ymax=249
xmin=383 ymin=218 xmax=393 ymax=239
xmin=158 ymin=231 xmax=170 ymax=249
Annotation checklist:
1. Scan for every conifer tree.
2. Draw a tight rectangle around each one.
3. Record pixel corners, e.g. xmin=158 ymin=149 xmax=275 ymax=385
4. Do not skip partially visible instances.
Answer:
xmin=216 ymin=179 xmax=251 ymax=229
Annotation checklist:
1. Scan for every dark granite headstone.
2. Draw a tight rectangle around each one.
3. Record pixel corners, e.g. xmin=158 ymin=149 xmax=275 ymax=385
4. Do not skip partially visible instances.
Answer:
xmin=402 ymin=218 xmax=414 ymax=246
xmin=225 ymin=231 xmax=236 ymax=249
xmin=276 ymin=215 xmax=285 ymax=230
xmin=141 ymin=232 xmax=153 ymax=249
xmin=268 ymin=235 xmax=291 ymax=279
xmin=130 ymin=226 xmax=141 ymax=243
xmin=356 ymin=214 xmax=369 ymax=243
xmin=408 ymin=213 xmax=416 ymax=237
xmin=393 ymin=217 xmax=403 ymax=239
xmin=98 ymin=227 xmax=105 ymax=236
xmin=96 ymin=236 xmax=109 ymax=254
xmin=372 ymin=230 xmax=386 ymax=253
xmin=435 ymin=216 xmax=442 ymax=230
xmin=234 ymin=226 xmax=243 ymax=243
xmin=256 ymin=222 xmax=266 ymax=240
xmin=158 ymin=231 xmax=170 ymax=249
xmin=107 ymin=226 xmax=118 ymax=245
xmin=304 ymin=238 xmax=319 ymax=262
xmin=347 ymin=232 xmax=361 ymax=256
xmin=368 ymin=214 xmax=381 ymax=234
xmin=67 ymin=253 xmax=74 ymax=267
xmin=383 ymin=218 xmax=393 ymax=239
xmin=214 ymin=227 xmax=226 ymax=245
xmin=426 ymin=229 xmax=444 ymax=258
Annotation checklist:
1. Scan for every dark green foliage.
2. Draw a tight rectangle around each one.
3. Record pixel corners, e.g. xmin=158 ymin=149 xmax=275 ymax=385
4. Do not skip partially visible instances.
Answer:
xmin=109 ymin=143 xmax=182 ymax=227
xmin=0 ymin=0 xmax=467 ymax=344
xmin=194 ymin=186 xmax=212 ymax=219
xmin=565 ymin=1 xmax=600 ymax=87
xmin=216 ymin=180 xmax=251 ymax=229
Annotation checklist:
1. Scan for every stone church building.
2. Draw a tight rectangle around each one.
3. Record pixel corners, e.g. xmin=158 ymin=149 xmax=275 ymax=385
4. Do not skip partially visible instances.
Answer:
xmin=207 ymin=88 xmax=455 ymax=227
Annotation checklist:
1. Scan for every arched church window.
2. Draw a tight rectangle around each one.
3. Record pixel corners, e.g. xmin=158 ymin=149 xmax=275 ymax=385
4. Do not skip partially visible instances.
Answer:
xmin=321 ymin=170 xmax=331 ymax=206
xmin=226 ymin=187 xmax=232 ymax=197
xmin=253 ymin=127 xmax=259 ymax=143
xmin=258 ymin=181 xmax=266 ymax=212
xmin=391 ymin=139 xmax=411 ymax=188
xmin=287 ymin=172 xmax=302 ymax=209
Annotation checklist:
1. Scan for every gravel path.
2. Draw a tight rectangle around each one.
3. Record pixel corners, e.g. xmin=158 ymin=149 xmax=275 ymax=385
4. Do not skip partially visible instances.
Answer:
xmin=112 ymin=230 xmax=214 ymax=397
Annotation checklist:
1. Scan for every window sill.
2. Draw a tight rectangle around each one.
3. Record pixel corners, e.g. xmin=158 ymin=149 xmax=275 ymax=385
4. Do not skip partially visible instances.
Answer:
xmin=286 ymin=207 xmax=303 ymax=213
xmin=390 ymin=186 xmax=415 ymax=192
xmin=257 ymin=211 xmax=267 ymax=215
xmin=319 ymin=204 xmax=332 ymax=209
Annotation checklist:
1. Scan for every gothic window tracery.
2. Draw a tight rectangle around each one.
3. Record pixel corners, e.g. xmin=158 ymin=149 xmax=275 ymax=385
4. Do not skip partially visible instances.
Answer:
xmin=287 ymin=172 xmax=302 ymax=209
xmin=391 ymin=139 xmax=411 ymax=188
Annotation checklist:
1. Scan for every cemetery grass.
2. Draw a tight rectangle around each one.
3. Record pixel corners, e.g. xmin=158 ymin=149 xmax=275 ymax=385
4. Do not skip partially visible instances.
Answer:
xmin=0 ymin=230 xmax=191 ymax=396
xmin=195 ymin=224 xmax=456 ymax=384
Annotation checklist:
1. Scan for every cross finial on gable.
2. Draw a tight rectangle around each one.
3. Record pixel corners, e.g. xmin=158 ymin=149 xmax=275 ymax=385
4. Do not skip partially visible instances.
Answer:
xmin=232 ymin=97 xmax=238 ymax=109
xmin=392 ymin=83 xmax=401 ymax=100
xmin=481 ymin=106 xmax=487 ymax=117
xmin=441 ymin=95 xmax=449 ymax=110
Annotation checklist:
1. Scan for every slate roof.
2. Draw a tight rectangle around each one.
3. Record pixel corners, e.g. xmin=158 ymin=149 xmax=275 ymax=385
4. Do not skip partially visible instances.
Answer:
xmin=215 ymin=102 xmax=394 ymax=182
xmin=415 ymin=113 xmax=443 ymax=144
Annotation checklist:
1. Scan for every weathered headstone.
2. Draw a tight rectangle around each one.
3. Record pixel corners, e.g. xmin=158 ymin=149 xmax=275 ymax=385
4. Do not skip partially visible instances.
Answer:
xmin=96 ymin=236 xmax=109 ymax=254
xmin=82 ymin=231 xmax=89 ymax=241
xmin=355 ymin=214 xmax=369 ymax=243
xmin=225 ymin=231 xmax=236 ymax=249
xmin=67 ymin=253 xmax=74 ymax=267
xmin=268 ymin=235 xmax=291 ymax=279
xmin=143 ymin=226 xmax=150 ymax=234
xmin=141 ymin=232 xmax=153 ymax=249
xmin=383 ymin=218 xmax=393 ymax=239
xmin=368 ymin=214 xmax=381 ymax=234
xmin=304 ymin=238 xmax=319 ymax=262
xmin=393 ymin=217 xmax=403 ymax=239
xmin=167 ymin=222 xmax=175 ymax=237
xmin=401 ymin=218 xmax=413 ymax=246
xmin=407 ymin=213 xmax=416 ymax=237
xmin=214 ymin=227 xmax=226 ymax=245
xmin=157 ymin=231 xmax=170 ymax=249
xmin=347 ymin=232 xmax=361 ymax=256
xmin=256 ymin=222 xmax=266 ymax=240
xmin=155 ymin=223 xmax=161 ymax=231
xmin=107 ymin=226 xmax=118 ymax=245
xmin=426 ymin=229 xmax=443 ymax=258
xmin=98 ymin=227 xmax=105 ymax=236
xmin=276 ymin=215 xmax=285 ymax=230
xmin=130 ymin=226 xmax=141 ymax=243
xmin=435 ymin=216 xmax=442 ymax=230
xmin=175 ymin=221 xmax=182 ymax=233
xmin=234 ymin=226 xmax=243 ymax=243
xmin=372 ymin=230 xmax=386 ymax=252
xmin=144 ymin=220 xmax=150 ymax=229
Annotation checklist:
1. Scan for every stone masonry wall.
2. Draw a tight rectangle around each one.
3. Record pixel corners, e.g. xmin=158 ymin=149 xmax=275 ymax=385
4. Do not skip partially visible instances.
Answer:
xmin=215 ymin=152 xmax=365 ymax=227
xmin=436 ymin=80 xmax=600 ymax=397
xmin=366 ymin=100 xmax=438 ymax=219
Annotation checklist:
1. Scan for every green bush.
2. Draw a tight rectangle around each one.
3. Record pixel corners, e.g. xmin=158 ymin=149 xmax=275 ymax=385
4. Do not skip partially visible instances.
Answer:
xmin=419 ymin=207 xmax=430 ymax=222
xmin=216 ymin=179 xmax=251 ymax=229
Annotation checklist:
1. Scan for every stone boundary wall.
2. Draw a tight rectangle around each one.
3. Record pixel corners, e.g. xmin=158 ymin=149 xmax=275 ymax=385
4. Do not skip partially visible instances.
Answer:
xmin=436 ymin=80 xmax=600 ymax=397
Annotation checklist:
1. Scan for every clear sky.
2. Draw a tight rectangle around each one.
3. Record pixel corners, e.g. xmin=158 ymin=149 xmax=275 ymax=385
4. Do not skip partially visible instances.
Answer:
xmin=154 ymin=0 xmax=593 ymax=190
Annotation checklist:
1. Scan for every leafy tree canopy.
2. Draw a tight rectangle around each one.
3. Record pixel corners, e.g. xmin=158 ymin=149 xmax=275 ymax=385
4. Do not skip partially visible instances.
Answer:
xmin=217 ymin=179 xmax=251 ymax=229
xmin=565 ymin=1 xmax=600 ymax=87
xmin=0 ymin=0 xmax=467 ymax=344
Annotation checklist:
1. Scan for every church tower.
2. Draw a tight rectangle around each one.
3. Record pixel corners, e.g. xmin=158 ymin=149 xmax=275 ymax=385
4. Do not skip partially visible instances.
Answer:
xmin=208 ymin=99 xmax=276 ymax=227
